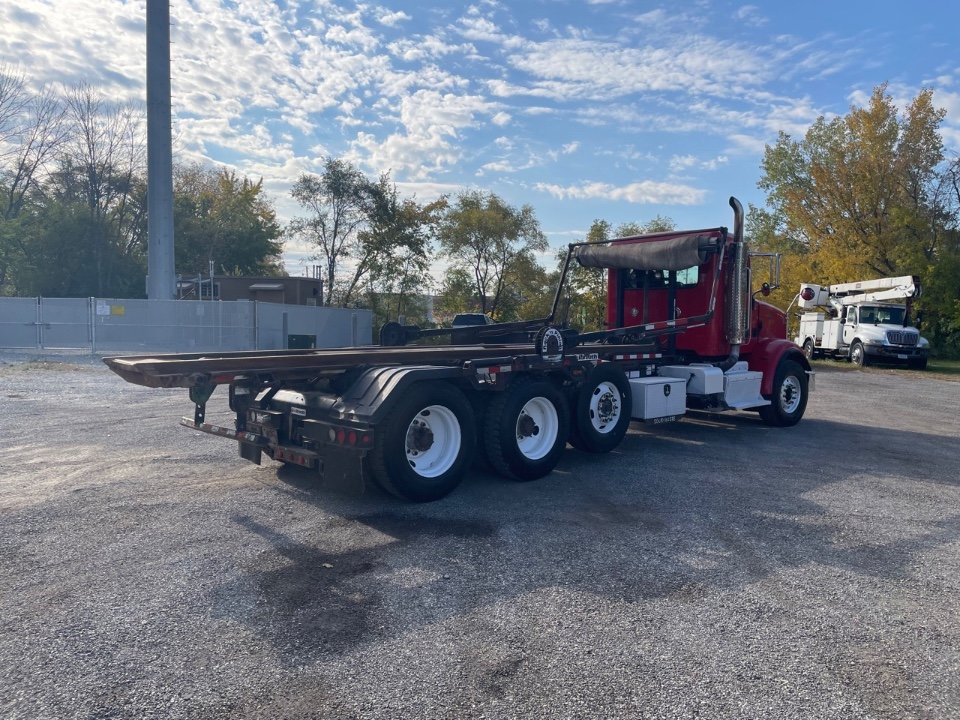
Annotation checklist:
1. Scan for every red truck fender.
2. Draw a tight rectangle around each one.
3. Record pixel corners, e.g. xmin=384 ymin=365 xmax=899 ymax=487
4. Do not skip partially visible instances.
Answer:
xmin=746 ymin=338 xmax=812 ymax=397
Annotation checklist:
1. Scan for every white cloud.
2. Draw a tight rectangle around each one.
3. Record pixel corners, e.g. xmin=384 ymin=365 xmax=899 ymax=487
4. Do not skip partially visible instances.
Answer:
xmin=491 ymin=111 xmax=512 ymax=126
xmin=669 ymin=153 xmax=729 ymax=172
xmin=346 ymin=89 xmax=498 ymax=179
xmin=478 ymin=159 xmax=520 ymax=174
xmin=378 ymin=10 xmax=411 ymax=27
xmin=726 ymin=134 xmax=769 ymax=155
xmin=456 ymin=15 xmax=525 ymax=49
xmin=499 ymin=37 xmax=769 ymax=103
xmin=735 ymin=5 xmax=768 ymax=27
xmin=669 ymin=154 xmax=697 ymax=171
xmin=387 ymin=35 xmax=477 ymax=62
xmin=701 ymin=155 xmax=729 ymax=171
xmin=536 ymin=180 xmax=705 ymax=205
xmin=561 ymin=141 xmax=580 ymax=154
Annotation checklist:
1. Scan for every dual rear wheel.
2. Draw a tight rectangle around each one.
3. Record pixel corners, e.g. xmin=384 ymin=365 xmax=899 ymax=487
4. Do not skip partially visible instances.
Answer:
xmin=482 ymin=379 xmax=571 ymax=482
xmin=371 ymin=373 xmax=598 ymax=500
xmin=369 ymin=384 xmax=476 ymax=502
xmin=369 ymin=377 xmax=576 ymax=501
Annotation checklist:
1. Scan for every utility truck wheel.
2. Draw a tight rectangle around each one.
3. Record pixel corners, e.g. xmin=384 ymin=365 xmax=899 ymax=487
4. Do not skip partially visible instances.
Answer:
xmin=850 ymin=341 xmax=868 ymax=367
xmin=484 ymin=378 xmax=570 ymax=481
xmin=370 ymin=383 xmax=475 ymax=502
xmin=802 ymin=339 xmax=816 ymax=360
xmin=759 ymin=359 xmax=808 ymax=427
xmin=569 ymin=364 xmax=632 ymax=453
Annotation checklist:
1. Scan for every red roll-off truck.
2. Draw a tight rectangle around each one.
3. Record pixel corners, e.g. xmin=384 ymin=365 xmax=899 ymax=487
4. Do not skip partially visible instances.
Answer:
xmin=105 ymin=198 xmax=812 ymax=501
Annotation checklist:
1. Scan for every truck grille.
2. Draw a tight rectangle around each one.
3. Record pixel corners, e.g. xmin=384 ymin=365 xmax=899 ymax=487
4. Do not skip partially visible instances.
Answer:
xmin=886 ymin=331 xmax=918 ymax=346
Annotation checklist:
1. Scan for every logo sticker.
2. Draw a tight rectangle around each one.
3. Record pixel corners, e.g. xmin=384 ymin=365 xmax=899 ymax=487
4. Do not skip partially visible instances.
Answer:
xmin=536 ymin=326 xmax=564 ymax=363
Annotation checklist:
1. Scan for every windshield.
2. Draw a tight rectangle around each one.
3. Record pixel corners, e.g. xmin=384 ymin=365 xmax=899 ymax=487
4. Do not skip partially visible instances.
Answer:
xmin=858 ymin=306 xmax=906 ymax=325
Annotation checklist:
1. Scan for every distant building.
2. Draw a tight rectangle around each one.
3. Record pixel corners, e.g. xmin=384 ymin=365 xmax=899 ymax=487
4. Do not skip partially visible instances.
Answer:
xmin=177 ymin=275 xmax=323 ymax=305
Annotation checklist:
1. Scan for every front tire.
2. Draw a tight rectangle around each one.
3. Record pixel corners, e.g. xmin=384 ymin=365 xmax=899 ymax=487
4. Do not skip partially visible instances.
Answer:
xmin=802 ymin=338 xmax=816 ymax=360
xmin=484 ymin=378 xmax=570 ymax=481
xmin=569 ymin=364 xmax=632 ymax=453
xmin=370 ymin=383 xmax=475 ymax=502
xmin=850 ymin=341 xmax=868 ymax=367
xmin=759 ymin=359 xmax=808 ymax=427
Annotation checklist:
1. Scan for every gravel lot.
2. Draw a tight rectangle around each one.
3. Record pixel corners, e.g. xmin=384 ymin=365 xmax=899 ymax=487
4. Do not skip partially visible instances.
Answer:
xmin=1 ymin=355 xmax=959 ymax=719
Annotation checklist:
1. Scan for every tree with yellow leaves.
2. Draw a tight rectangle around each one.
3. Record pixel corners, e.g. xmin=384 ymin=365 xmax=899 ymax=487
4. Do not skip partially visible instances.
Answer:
xmin=751 ymin=83 xmax=960 ymax=354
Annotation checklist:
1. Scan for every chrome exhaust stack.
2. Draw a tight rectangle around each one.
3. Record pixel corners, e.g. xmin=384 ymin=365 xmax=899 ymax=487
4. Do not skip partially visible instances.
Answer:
xmin=717 ymin=197 xmax=748 ymax=371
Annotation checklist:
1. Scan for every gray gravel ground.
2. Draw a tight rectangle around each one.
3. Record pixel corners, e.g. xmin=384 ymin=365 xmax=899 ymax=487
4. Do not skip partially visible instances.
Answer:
xmin=1 ymin=355 xmax=959 ymax=719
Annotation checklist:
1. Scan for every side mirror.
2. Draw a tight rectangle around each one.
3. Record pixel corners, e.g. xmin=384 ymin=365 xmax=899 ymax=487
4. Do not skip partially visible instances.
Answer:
xmin=752 ymin=281 xmax=772 ymax=300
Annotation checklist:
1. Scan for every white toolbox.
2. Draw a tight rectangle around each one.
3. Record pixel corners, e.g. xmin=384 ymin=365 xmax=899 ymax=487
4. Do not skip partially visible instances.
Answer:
xmin=629 ymin=376 xmax=686 ymax=420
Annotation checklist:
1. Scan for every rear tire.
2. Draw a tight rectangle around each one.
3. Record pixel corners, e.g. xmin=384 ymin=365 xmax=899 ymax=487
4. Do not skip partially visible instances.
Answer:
xmin=759 ymin=359 xmax=808 ymax=427
xmin=370 ymin=383 xmax=475 ymax=502
xmin=569 ymin=364 xmax=632 ymax=453
xmin=484 ymin=378 xmax=570 ymax=481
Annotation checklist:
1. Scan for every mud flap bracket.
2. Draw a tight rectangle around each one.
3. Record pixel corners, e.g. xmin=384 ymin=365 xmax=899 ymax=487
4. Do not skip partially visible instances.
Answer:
xmin=189 ymin=382 xmax=216 ymax=425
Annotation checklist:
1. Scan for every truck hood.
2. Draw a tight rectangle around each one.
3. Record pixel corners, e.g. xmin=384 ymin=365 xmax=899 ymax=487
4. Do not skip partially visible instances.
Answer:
xmin=859 ymin=324 xmax=928 ymax=345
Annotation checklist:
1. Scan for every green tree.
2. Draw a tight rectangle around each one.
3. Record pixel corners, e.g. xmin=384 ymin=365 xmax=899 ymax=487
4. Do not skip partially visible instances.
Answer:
xmin=438 ymin=190 xmax=547 ymax=319
xmin=173 ymin=164 xmax=283 ymax=279
xmin=755 ymin=83 xmax=960 ymax=353
xmin=0 ymin=67 xmax=67 ymax=294
xmin=360 ymin=188 xmax=445 ymax=325
xmin=758 ymin=85 xmax=947 ymax=279
xmin=60 ymin=84 xmax=147 ymax=296
xmin=434 ymin=266 xmax=478 ymax=325
xmin=288 ymin=158 xmax=379 ymax=307
xmin=498 ymin=251 xmax=554 ymax=322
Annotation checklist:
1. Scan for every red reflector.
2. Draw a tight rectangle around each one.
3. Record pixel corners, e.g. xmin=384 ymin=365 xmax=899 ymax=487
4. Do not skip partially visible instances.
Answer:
xmin=347 ymin=431 xmax=357 ymax=446
xmin=335 ymin=429 xmax=346 ymax=444
xmin=361 ymin=434 xmax=372 ymax=445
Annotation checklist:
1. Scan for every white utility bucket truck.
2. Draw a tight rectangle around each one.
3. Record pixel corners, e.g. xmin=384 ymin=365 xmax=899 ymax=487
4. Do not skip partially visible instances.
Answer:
xmin=794 ymin=276 xmax=929 ymax=369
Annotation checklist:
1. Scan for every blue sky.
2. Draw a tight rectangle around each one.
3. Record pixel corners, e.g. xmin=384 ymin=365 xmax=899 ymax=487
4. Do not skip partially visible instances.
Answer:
xmin=1 ymin=0 xmax=959 ymax=276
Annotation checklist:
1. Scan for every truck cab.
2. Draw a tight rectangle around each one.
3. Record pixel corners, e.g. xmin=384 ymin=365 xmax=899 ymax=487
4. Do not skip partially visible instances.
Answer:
xmin=840 ymin=304 xmax=928 ymax=367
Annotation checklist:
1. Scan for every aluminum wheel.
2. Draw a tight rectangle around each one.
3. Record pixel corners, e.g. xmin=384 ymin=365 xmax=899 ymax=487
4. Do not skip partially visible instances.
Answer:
xmin=779 ymin=375 xmax=802 ymax=415
xmin=515 ymin=396 xmax=560 ymax=461
xmin=405 ymin=405 xmax=461 ymax=478
xmin=588 ymin=381 xmax=622 ymax=434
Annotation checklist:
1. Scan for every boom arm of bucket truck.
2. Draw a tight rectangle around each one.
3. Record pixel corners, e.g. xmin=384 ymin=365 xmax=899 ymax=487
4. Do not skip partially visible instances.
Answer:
xmin=797 ymin=275 xmax=920 ymax=313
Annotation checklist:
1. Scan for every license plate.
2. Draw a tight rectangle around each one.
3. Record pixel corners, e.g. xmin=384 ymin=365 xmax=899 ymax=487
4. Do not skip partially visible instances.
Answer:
xmin=897 ymin=354 xmax=908 ymax=359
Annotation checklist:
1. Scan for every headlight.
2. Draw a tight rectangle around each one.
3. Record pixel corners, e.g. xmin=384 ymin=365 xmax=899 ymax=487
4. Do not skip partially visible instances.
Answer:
xmin=918 ymin=337 xmax=930 ymax=348
xmin=864 ymin=338 xmax=882 ymax=345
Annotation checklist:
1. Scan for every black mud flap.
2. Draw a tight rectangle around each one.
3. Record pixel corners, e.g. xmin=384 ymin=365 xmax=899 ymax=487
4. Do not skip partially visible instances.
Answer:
xmin=239 ymin=441 xmax=262 ymax=465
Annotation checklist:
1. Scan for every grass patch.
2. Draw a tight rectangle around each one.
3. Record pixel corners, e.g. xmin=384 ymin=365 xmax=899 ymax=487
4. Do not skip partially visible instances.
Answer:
xmin=808 ymin=356 xmax=960 ymax=381
xmin=927 ymin=358 xmax=960 ymax=375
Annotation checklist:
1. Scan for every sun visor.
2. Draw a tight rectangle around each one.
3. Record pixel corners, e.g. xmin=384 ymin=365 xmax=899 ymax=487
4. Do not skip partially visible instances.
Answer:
xmin=573 ymin=233 xmax=717 ymax=271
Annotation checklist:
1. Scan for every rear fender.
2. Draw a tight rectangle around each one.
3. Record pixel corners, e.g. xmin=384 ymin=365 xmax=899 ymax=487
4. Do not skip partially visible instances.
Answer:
xmin=745 ymin=338 xmax=811 ymax=396
xmin=334 ymin=365 xmax=464 ymax=423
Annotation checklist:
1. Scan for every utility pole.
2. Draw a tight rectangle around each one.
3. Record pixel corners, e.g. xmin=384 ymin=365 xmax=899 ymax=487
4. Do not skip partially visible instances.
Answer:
xmin=145 ymin=0 xmax=175 ymax=299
